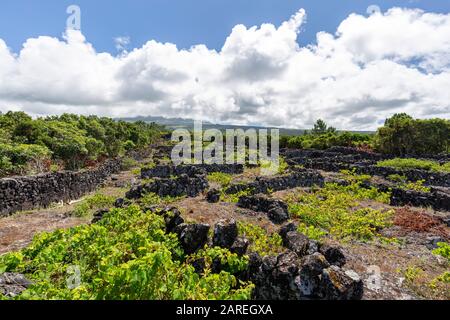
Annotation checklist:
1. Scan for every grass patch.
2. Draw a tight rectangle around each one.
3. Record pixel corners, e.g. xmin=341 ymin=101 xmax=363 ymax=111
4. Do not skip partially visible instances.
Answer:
xmin=72 ymin=193 xmax=116 ymax=217
xmin=120 ymin=157 xmax=139 ymax=171
xmin=399 ymin=265 xmax=450 ymax=300
xmin=139 ymin=192 xmax=185 ymax=207
xmin=340 ymin=169 xmax=372 ymax=183
xmin=259 ymin=157 xmax=289 ymax=175
xmin=377 ymin=158 xmax=450 ymax=173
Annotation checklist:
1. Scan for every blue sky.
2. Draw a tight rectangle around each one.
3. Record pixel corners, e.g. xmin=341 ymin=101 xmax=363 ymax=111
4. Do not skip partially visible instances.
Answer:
xmin=1 ymin=0 xmax=450 ymax=54
xmin=0 ymin=1 xmax=449 ymax=129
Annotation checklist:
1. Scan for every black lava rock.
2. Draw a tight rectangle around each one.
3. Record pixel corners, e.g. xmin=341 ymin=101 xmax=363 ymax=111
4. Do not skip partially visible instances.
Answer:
xmin=320 ymin=266 xmax=364 ymax=300
xmin=91 ymin=209 xmax=109 ymax=224
xmin=319 ymin=244 xmax=346 ymax=267
xmin=174 ymin=223 xmax=210 ymax=254
xmin=230 ymin=237 xmax=250 ymax=256
xmin=283 ymin=231 xmax=310 ymax=257
xmin=213 ymin=219 xmax=238 ymax=249
xmin=206 ymin=189 xmax=221 ymax=203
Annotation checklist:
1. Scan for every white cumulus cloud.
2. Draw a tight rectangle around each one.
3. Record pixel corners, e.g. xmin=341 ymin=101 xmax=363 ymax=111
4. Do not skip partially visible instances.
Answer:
xmin=0 ymin=7 xmax=449 ymax=130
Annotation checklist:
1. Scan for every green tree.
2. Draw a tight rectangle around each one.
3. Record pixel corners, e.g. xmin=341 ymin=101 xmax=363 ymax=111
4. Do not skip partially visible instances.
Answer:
xmin=375 ymin=114 xmax=450 ymax=155
xmin=311 ymin=119 xmax=336 ymax=135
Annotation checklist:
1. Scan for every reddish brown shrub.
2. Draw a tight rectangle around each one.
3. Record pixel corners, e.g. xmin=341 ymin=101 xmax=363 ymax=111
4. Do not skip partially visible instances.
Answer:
xmin=394 ymin=207 xmax=449 ymax=239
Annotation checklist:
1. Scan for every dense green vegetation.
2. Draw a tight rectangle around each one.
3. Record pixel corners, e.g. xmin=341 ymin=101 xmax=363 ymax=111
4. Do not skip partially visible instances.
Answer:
xmin=0 ymin=205 xmax=253 ymax=300
xmin=433 ymin=242 xmax=450 ymax=263
xmin=280 ymin=115 xmax=450 ymax=156
xmin=374 ymin=113 xmax=450 ymax=156
xmin=0 ymin=111 xmax=164 ymax=176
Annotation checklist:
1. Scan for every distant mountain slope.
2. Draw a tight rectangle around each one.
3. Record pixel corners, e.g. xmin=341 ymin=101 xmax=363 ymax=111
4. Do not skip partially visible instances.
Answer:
xmin=117 ymin=116 xmax=374 ymax=135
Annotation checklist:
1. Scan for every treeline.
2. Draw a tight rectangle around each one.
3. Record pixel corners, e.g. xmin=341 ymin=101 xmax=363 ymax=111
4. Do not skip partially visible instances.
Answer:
xmin=374 ymin=113 xmax=449 ymax=156
xmin=280 ymin=115 xmax=450 ymax=156
xmin=280 ymin=119 xmax=372 ymax=150
xmin=0 ymin=111 xmax=164 ymax=176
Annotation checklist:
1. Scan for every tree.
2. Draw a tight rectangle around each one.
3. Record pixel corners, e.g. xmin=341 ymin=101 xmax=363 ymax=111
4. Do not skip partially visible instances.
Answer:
xmin=311 ymin=119 xmax=336 ymax=135
xmin=375 ymin=114 xmax=450 ymax=155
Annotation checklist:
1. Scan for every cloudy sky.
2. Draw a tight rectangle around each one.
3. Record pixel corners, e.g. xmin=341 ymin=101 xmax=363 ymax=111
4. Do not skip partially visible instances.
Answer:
xmin=0 ymin=0 xmax=449 ymax=130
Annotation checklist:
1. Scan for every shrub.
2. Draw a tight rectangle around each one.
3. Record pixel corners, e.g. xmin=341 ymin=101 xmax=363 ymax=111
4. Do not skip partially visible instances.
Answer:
xmin=207 ymin=172 xmax=233 ymax=188
xmin=0 ymin=111 xmax=164 ymax=175
xmin=221 ymin=187 xmax=254 ymax=203
xmin=237 ymin=222 xmax=284 ymax=257
xmin=375 ymin=114 xmax=450 ymax=155
xmin=123 ymin=140 xmax=136 ymax=152
xmin=188 ymin=247 xmax=249 ymax=274
xmin=287 ymin=182 xmax=394 ymax=242
xmin=432 ymin=242 xmax=450 ymax=262
xmin=0 ymin=143 xmax=51 ymax=175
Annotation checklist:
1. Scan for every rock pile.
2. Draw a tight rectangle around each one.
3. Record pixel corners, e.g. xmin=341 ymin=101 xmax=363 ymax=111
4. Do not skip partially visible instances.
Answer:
xmin=249 ymin=224 xmax=362 ymax=300
xmin=237 ymin=194 xmax=290 ymax=224
xmin=213 ymin=219 xmax=239 ymax=248
xmin=206 ymin=189 xmax=221 ymax=203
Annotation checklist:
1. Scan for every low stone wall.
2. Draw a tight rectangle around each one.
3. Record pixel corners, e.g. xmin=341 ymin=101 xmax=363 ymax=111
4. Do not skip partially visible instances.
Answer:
xmin=283 ymin=147 xmax=450 ymax=187
xmin=355 ymin=165 xmax=450 ymax=187
xmin=283 ymin=146 xmax=450 ymax=163
xmin=289 ymin=158 xmax=450 ymax=188
xmin=329 ymin=179 xmax=450 ymax=212
xmin=282 ymin=148 xmax=384 ymax=161
xmin=225 ymin=170 xmax=325 ymax=195
xmin=141 ymin=164 xmax=245 ymax=179
xmin=126 ymin=174 xmax=209 ymax=199
xmin=389 ymin=187 xmax=450 ymax=211
xmin=0 ymin=159 xmax=122 ymax=217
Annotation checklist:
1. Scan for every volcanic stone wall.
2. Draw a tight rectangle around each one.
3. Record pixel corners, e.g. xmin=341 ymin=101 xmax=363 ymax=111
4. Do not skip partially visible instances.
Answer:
xmin=389 ymin=188 xmax=450 ymax=211
xmin=126 ymin=173 xmax=209 ymax=199
xmin=331 ymin=179 xmax=450 ymax=212
xmin=141 ymin=164 xmax=245 ymax=179
xmin=287 ymin=158 xmax=450 ymax=188
xmin=0 ymin=159 xmax=122 ymax=217
xmin=225 ymin=170 xmax=325 ymax=195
